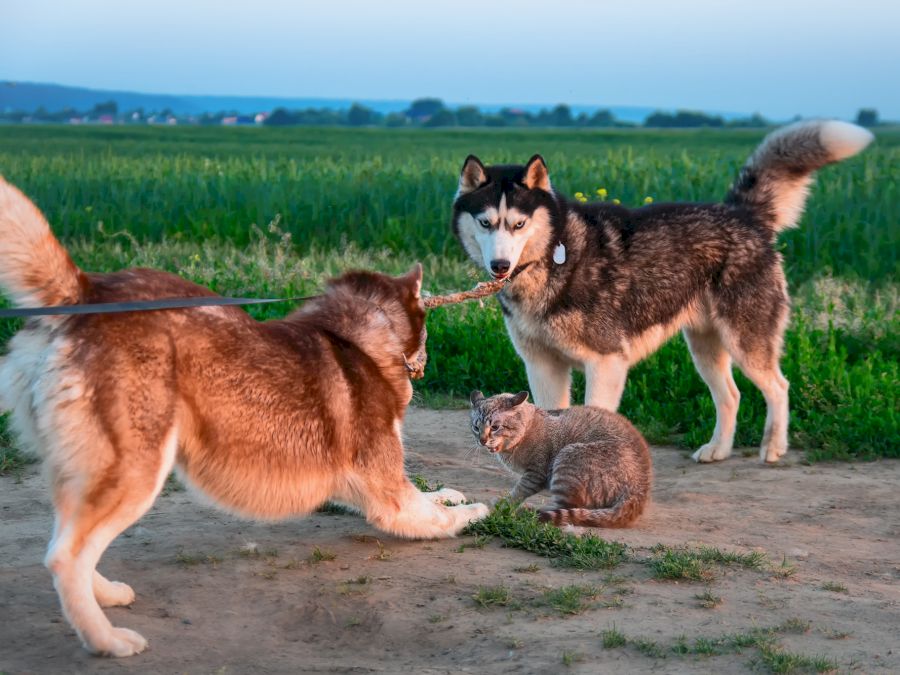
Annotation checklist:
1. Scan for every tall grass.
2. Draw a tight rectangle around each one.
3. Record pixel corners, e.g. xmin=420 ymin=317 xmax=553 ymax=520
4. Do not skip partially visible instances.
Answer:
xmin=0 ymin=127 xmax=895 ymax=462
xmin=0 ymin=126 xmax=896 ymax=282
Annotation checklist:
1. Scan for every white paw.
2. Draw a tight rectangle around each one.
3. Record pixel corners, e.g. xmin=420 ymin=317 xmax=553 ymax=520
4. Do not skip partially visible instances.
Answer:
xmin=460 ymin=502 xmax=490 ymax=523
xmin=427 ymin=488 xmax=467 ymax=505
xmin=692 ymin=441 xmax=733 ymax=463
xmin=96 ymin=581 xmax=135 ymax=607
xmin=89 ymin=627 xmax=148 ymax=658
xmin=760 ymin=443 xmax=788 ymax=463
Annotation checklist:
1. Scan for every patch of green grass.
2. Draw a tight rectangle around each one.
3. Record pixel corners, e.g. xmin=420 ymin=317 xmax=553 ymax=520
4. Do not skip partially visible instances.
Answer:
xmin=0 ymin=124 xmax=894 ymax=463
xmin=601 ymin=626 xmax=627 ymax=649
xmin=649 ymin=545 xmax=767 ymax=582
xmin=755 ymin=644 xmax=838 ymax=673
xmin=410 ymin=474 xmax=444 ymax=492
xmin=538 ymin=585 xmax=600 ymax=615
xmin=0 ymin=415 xmax=35 ymax=478
xmin=307 ymin=546 xmax=337 ymax=564
xmin=648 ymin=547 xmax=716 ymax=582
xmin=464 ymin=499 xmax=626 ymax=569
xmin=472 ymin=585 xmax=518 ymax=609
xmin=632 ymin=638 xmax=667 ymax=659
xmin=692 ymin=637 xmax=720 ymax=656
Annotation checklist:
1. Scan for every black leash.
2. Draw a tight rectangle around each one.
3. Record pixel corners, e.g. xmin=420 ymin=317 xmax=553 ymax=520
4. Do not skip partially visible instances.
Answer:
xmin=0 ymin=262 xmax=532 ymax=319
xmin=0 ymin=294 xmax=317 ymax=319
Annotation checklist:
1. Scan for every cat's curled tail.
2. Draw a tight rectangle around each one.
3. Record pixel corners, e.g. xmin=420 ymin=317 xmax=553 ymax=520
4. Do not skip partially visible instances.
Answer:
xmin=539 ymin=490 xmax=647 ymax=528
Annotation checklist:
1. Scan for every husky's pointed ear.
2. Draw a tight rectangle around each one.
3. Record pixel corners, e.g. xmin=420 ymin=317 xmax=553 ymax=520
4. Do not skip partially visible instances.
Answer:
xmin=470 ymin=390 xmax=485 ymax=406
xmin=511 ymin=391 xmax=529 ymax=406
xmin=459 ymin=155 xmax=488 ymax=194
xmin=523 ymin=154 xmax=551 ymax=192
xmin=404 ymin=262 xmax=423 ymax=297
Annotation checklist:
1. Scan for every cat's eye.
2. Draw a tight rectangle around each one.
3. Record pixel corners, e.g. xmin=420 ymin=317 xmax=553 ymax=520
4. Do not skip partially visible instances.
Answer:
xmin=478 ymin=217 xmax=491 ymax=229
xmin=490 ymin=423 xmax=501 ymax=432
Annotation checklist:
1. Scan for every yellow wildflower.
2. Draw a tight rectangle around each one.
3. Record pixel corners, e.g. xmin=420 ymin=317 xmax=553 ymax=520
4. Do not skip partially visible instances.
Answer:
xmin=643 ymin=196 xmax=654 ymax=204
xmin=612 ymin=198 xmax=621 ymax=205
xmin=574 ymin=191 xmax=584 ymax=199
xmin=596 ymin=188 xmax=607 ymax=199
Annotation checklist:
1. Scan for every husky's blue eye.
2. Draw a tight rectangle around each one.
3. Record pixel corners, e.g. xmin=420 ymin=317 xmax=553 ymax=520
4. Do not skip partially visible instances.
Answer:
xmin=478 ymin=217 xmax=491 ymax=228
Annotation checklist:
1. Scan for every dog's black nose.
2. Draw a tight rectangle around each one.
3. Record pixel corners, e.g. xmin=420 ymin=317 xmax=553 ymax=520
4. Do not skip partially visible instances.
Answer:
xmin=490 ymin=259 xmax=511 ymax=276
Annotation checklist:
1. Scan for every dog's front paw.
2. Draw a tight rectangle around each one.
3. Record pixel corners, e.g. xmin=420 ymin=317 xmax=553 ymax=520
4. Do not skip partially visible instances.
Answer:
xmin=426 ymin=488 xmax=467 ymax=505
xmin=692 ymin=441 xmax=732 ymax=463
xmin=460 ymin=502 xmax=490 ymax=523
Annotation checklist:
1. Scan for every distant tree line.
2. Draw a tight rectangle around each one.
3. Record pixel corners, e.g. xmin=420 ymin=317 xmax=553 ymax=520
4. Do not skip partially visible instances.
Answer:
xmin=0 ymin=97 xmax=888 ymax=129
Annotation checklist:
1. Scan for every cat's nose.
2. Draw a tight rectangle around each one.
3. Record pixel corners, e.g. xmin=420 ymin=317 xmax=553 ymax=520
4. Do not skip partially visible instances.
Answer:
xmin=480 ymin=430 xmax=490 ymax=445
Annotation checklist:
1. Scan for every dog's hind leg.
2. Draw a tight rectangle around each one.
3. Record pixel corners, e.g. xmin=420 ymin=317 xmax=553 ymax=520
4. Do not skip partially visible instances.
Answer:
xmin=733 ymin=355 xmax=789 ymax=463
xmin=45 ymin=425 xmax=177 ymax=656
xmin=684 ymin=327 xmax=741 ymax=462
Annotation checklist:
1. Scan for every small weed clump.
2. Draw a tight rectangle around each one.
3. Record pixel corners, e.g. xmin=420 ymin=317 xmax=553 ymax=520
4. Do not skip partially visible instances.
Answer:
xmin=649 ymin=545 xmax=767 ymax=581
xmin=820 ymin=581 xmax=848 ymax=593
xmin=538 ymin=585 xmax=600 ymax=616
xmin=307 ymin=546 xmax=337 ymax=564
xmin=464 ymin=499 xmax=626 ymax=569
xmin=410 ymin=474 xmax=444 ymax=492
xmin=601 ymin=626 xmax=627 ymax=649
xmin=694 ymin=589 xmax=723 ymax=608
xmin=472 ymin=585 xmax=518 ymax=609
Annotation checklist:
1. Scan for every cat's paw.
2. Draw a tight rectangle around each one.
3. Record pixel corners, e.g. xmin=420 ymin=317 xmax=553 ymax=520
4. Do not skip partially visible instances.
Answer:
xmin=426 ymin=488 xmax=467 ymax=505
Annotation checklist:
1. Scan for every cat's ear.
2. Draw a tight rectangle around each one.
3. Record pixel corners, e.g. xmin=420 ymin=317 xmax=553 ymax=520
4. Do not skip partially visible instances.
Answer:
xmin=470 ymin=390 xmax=485 ymax=406
xmin=511 ymin=391 xmax=529 ymax=406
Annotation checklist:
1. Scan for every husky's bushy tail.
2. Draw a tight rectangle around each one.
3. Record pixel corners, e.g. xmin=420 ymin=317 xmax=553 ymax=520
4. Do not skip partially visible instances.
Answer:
xmin=539 ymin=491 xmax=646 ymax=528
xmin=726 ymin=120 xmax=873 ymax=233
xmin=0 ymin=177 xmax=83 ymax=309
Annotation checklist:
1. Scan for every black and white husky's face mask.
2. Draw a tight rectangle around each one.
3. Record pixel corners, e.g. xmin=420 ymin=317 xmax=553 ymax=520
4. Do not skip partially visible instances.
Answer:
xmin=452 ymin=155 xmax=556 ymax=280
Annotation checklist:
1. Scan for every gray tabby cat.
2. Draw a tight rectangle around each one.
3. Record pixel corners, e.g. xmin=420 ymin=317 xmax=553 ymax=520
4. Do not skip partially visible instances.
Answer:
xmin=470 ymin=390 xmax=652 ymax=527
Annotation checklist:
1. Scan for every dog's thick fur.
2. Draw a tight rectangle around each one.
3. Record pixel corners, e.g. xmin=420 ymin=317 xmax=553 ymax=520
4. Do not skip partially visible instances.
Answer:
xmin=0 ymin=178 xmax=488 ymax=657
xmin=452 ymin=120 xmax=873 ymax=464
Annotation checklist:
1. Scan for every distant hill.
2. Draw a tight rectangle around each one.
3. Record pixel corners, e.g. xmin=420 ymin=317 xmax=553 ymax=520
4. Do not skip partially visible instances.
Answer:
xmin=0 ymin=81 xmax=747 ymax=123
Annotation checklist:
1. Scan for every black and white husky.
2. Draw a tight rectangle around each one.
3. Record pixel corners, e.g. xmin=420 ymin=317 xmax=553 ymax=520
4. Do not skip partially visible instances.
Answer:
xmin=452 ymin=120 xmax=873 ymax=463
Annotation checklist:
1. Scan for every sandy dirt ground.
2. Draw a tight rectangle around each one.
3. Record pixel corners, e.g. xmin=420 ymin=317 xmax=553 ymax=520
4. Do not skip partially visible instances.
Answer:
xmin=1 ymin=407 xmax=898 ymax=674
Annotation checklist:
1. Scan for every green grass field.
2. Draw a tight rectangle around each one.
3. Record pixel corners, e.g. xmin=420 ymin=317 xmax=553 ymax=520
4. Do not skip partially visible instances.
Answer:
xmin=0 ymin=125 xmax=896 ymax=464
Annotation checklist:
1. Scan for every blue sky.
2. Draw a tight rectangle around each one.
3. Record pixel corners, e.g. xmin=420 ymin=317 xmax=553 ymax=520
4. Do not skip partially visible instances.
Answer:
xmin=2 ymin=0 xmax=897 ymax=119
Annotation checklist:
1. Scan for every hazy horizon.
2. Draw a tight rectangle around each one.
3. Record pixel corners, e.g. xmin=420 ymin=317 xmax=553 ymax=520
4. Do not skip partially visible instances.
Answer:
xmin=2 ymin=0 xmax=897 ymax=119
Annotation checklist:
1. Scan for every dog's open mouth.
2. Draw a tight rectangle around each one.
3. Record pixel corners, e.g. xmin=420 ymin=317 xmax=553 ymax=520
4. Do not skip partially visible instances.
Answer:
xmin=490 ymin=272 xmax=508 ymax=281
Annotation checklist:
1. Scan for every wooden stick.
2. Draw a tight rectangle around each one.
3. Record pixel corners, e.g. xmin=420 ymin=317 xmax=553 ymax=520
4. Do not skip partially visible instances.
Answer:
xmin=423 ymin=279 xmax=507 ymax=309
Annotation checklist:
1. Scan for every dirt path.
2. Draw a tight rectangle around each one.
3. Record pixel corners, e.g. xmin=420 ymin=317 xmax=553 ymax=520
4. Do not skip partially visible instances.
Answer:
xmin=1 ymin=407 xmax=898 ymax=674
